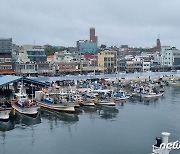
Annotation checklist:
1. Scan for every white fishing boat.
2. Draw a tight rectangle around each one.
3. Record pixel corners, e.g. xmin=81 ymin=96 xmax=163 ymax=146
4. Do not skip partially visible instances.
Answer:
xmin=141 ymin=92 xmax=163 ymax=98
xmin=0 ymin=104 xmax=12 ymax=122
xmin=11 ymin=85 xmax=39 ymax=118
xmin=35 ymin=91 xmax=75 ymax=113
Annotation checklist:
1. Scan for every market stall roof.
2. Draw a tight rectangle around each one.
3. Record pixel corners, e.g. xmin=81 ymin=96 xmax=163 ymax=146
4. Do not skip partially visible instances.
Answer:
xmin=0 ymin=75 xmax=22 ymax=87
xmin=0 ymin=75 xmax=47 ymax=87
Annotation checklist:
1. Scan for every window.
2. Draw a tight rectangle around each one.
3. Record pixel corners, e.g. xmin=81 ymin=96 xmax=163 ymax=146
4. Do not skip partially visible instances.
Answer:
xmin=26 ymin=65 xmax=34 ymax=69
xmin=19 ymin=65 xmax=25 ymax=69
xmin=0 ymin=58 xmax=4 ymax=63
xmin=5 ymin=58 xmax=11 ymax=62
xmin=1 ymin=65 xmax=12 ymax=69
xmin=104 ymin=63 xmax=107 ymax=67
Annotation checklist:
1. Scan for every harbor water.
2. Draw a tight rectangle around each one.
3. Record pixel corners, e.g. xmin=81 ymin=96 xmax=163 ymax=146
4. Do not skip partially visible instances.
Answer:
xmin=0 ymin=85 xmax=180 ymax=154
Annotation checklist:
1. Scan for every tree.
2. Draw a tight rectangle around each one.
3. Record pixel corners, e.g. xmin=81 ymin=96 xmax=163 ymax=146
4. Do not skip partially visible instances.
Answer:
xmin=44 ymin=45 xmax=59 ymax=56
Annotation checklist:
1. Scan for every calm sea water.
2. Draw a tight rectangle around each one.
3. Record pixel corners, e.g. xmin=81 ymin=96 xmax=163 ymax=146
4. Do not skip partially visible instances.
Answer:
xmin=1 ymin=86 xmax=180 ymax=154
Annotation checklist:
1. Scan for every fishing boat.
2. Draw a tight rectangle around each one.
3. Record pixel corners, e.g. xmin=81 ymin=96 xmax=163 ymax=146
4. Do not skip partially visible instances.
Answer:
xmin=95 ymin=99 xmax=116 ymax=107
xmin=0 ymin=98 xmax=12 ymax=122
xmin=113 ymin=91 xmax=131 ymax=101
xmin=79 ymin=91 xmax=97 ymax=107
xmin=141 ymin=92 xmax=163 ymax=98
xmin=35 ymin=91 xmax=75 ymax=113
xmin=132 ymin=86 xmax=163 ymax=98
xmin=11 ymin=85 xmax=39 ymax=118
xmin=79 ymin=101 xmax=95 ymax=107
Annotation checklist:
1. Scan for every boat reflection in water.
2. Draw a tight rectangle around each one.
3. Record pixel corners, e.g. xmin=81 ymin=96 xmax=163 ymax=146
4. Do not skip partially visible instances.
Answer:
xmin=0 ymin=120 xmax=14 ymax=132
xmin=40 ymin=109 xmax=79 ymax=123
xmin=14 ymin=112 xmax=41 ymax=126
xmin=81 ymin=106 xmax=97 ymax=114
xmin=97 ymin=106 xmax=119 ymax=120
xmin=131 ymin=96 xmax=161 ymax=107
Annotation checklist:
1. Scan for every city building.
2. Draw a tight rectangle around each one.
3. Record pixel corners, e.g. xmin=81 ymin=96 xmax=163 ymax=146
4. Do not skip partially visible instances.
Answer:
xmin=0 ymin=38 xmax=12 ymax=53
xmin=26 ymin=49 xmax=47 ymax=62
xmin=90 ymin=27 xmax=98 ymax=43
xmin=54 ymin=51 xmax=78 ymax=63
xmin=15 ymin=45 xmax=51 ymax=76
xmin=14 ymin=61 xmax=52 ymax=76
xmin=160 ymin=46 xmax=175 ymax=67
xmin=0 ymin=38 xmax=14 ymax=74
xmin=173 ymin=49 xmax=180 ymax=66
xmin=98 ymin=50 xmax=117 ymax=73
xmin=77 ymin=28 xmax=98 ymax=54
xmin=77 ymin=40 xmax=97 ymax=54
xmin=142 ymin=61 xmax=151 ymax=72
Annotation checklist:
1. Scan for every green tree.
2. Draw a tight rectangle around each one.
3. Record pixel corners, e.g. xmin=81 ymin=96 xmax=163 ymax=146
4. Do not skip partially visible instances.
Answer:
xmin=44 ymin=45 xmax=59 ymax=56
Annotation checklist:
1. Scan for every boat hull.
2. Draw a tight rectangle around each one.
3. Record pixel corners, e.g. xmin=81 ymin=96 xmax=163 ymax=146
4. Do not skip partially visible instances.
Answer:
xmin=37 ymin=102 xmax=75 ymax=113
xmin=114 ymin=96 xmax=130 ymax=101
xmin=95 ymin=100 xmax=116 ymax=107
xmin=12 ymin=103 xmax=39 ymax=118
xmin=141 ymin=93 xmax=163 ymax=98
xmin=80 ymin=102 xmax=95 ymax=107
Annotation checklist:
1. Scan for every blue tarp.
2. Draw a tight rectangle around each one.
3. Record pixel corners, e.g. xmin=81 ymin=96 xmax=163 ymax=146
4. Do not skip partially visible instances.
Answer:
xmin=0 ymin=75 xmax=22 ymax=86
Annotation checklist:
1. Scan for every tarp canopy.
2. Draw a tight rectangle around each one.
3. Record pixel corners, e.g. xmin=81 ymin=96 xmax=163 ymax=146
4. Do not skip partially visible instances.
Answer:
xmin=0 ymin=75 xmax=47 ymax=87
xmin=0 ymin=75 xmax=22 ymax=87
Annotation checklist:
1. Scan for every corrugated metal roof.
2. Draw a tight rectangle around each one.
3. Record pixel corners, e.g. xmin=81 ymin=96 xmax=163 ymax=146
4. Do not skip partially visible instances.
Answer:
xmin=0 ymin=75 xmax=23 ymax=86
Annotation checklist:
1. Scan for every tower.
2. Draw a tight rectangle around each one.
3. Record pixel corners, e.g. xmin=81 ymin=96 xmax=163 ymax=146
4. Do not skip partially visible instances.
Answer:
xmin=90 ymin=28 xmax=98 ymax=42
xmin=156 ymin=34 xmax=161 ymax=51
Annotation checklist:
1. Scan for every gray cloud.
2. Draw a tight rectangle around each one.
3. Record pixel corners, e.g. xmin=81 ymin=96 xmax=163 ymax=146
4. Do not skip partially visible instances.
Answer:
xmin=0 ymin=0 xmax=180 ymax=48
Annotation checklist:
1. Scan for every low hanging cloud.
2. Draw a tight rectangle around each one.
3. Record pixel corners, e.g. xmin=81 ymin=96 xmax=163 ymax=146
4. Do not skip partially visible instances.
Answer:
xmin=0 ymin=0 xmax=180 ymax=48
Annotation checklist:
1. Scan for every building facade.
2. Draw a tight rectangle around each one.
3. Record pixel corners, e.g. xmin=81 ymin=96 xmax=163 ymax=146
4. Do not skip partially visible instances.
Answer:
xmin=26 ymin=49 xmax=47 ymax=62
xmin=0 ymin=38 xmax=13 ymax=74
xmin=90 ymin=28 xmax=98 ymax=43
xmin=77 ymin=40 xmax=97 ymax=54
xmin=160 ymin=46 xmax=179 ymax=67
xmin=98 ymin=50 xmax=117 ymax=73
xmin=0 ymin=38 xmax=12 ymax=53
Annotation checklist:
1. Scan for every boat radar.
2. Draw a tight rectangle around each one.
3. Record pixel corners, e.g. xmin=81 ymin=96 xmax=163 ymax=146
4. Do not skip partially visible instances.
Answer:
xmin=152 ymin=132 xmax=172 ymax=154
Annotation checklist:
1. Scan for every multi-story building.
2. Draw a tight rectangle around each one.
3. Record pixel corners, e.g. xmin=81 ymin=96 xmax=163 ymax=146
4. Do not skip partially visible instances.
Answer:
xmin=173 ymin=50 xmax=180 ymax=66
xmin=26 ymin=49 xmax=47 ymax=62
xmin=98 ymin=50 xmax=117 ymax=73
xmin=15 ymin=45 xmax=51 ymax=76
xmin=142 ymin=61 xmax=151 ymax=72
xmin=160 ymin=46 xmax=180 ymax=67
xmin=0 ymin=38 xmax=14 ymax=74
xmin=77 ymin=40 xmax=97 ymax=54
xmin=54 ymin=51 xmax=79 ymax=63
xmin=0 ymin=38 xmax=12 ymax=53
xmin=77 ymin=28 xmax=98 ymax=54
xmin=14 ymin=61 xmax=52 ymax=76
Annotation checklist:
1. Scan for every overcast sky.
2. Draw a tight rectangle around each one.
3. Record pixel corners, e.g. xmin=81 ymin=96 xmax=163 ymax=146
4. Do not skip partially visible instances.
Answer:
xmin=0 ymin=0 xmax=180 ymax=48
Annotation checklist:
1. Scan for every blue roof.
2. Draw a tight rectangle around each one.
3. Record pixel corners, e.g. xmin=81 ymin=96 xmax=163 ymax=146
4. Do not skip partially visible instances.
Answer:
xmin=0 ymin=75 xmax=23 ymax=86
